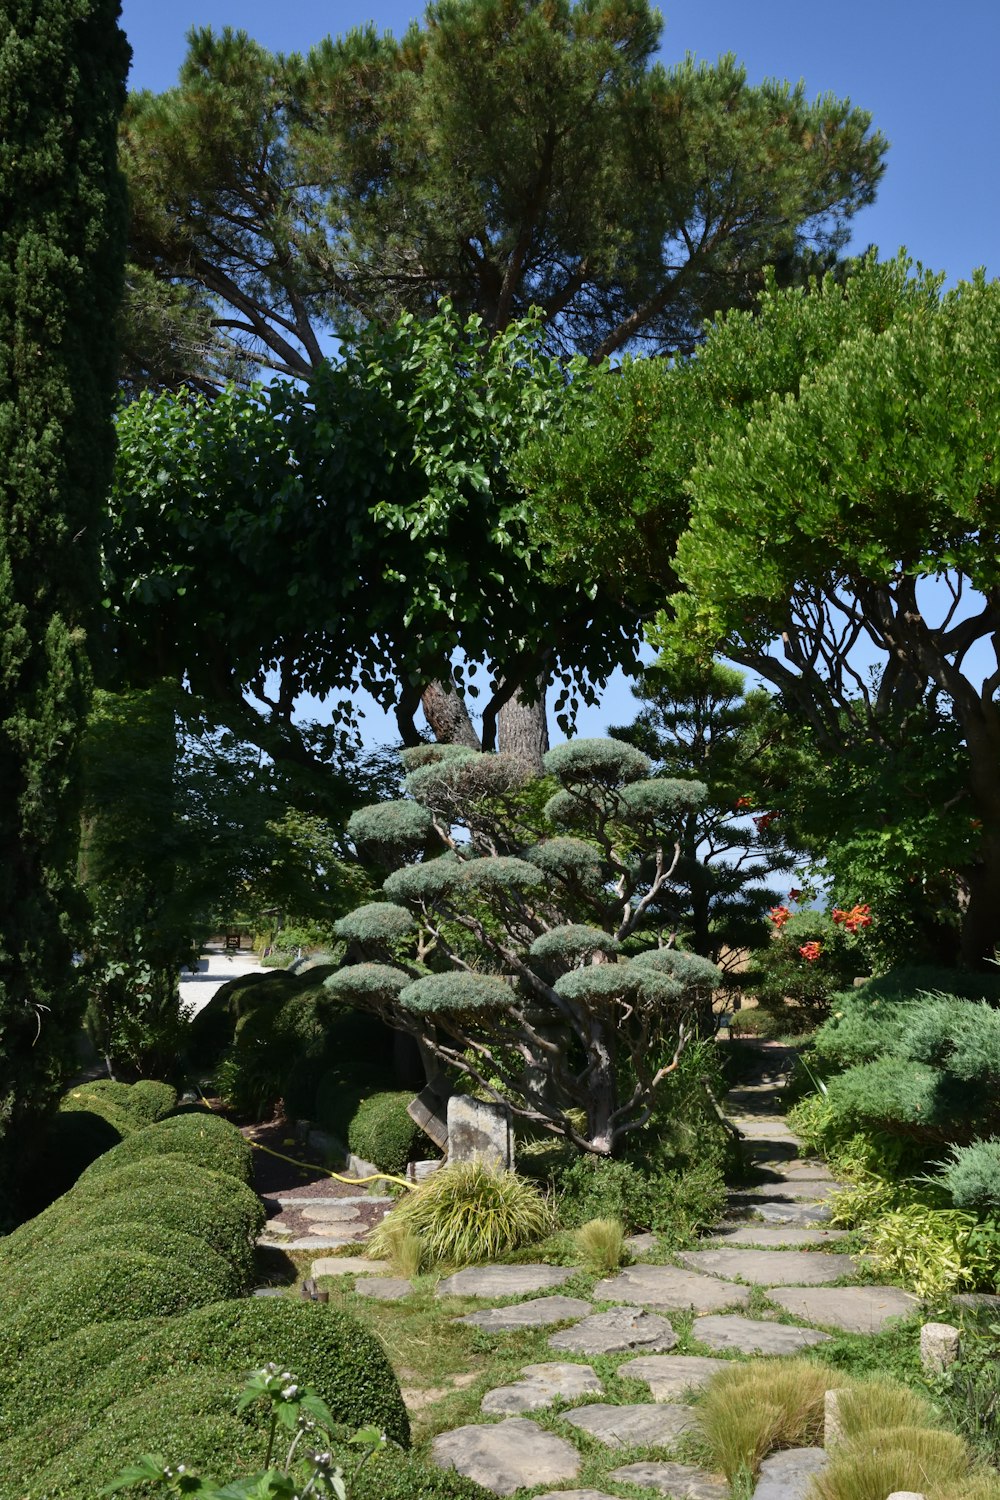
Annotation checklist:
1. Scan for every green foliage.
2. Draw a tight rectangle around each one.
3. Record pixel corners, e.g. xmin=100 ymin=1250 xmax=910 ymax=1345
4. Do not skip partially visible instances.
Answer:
xmin=188 ymin=969 xmax=303 ymax=1067
xmin=528 ymin=925 xmax=619 ymax=969
xmin=367 ymin=1162 xmax=551 ymax=1267
xmin=813 ymin=1426 xmax=970 ymax=1500
xmin=543 ymin=737 xmax=651 ymax=786
xmin=382 ymin=857 xmax=462 ymax=905
xmin=573 ymin=1217 xmax=626 ymax=1273
xmin=213 ymin=978 xmax=344 ymax=1121
xmin=697 ymin=1359 xmax=833 ymax=1482
xmin=399 ymin=973 xmax=513 ymax=1014
xmin=61 ymin=1079 xmax=177 ymax=1134
xmin=554 ymin=1154 xmax=725 ymax=1239
xmin=864 ymin=1203 xmax=1000 ymax=1300
xmin=940 ymin=1140 xmax=1000 ymax=1213
xmin=348 ymin=1093 xmax=420 ymax=1176
xmin=0 ymin=0 xmax=130 ymax=1214
xmin=77 ymin=1112 xmax=253 ymax=1187
xmin=751 ymin=910 xmax=863 ymax=1019
xmin=348 ymin=1446 xmax=492 ymax=1500
xmin=347 ymin=800 xmax=435 ymax=856
xmin=334 ymin=903 xmax=415 ymax=944
xmin=6 ymin=1222 xmax=244 ymax=1305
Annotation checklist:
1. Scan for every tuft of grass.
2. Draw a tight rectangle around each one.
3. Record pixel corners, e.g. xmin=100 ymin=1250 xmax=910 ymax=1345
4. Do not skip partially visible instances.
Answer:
xmin=813 ymin=1426 xmax=969 ymax=1500
xmin=376 ymin=1219 xmax=425 ymax=1278
xmin=833 ymin=1378 xmax=940 ymax=1439
xmin=367 ymin=1161 xmax=552 ymax=1268
xmin=697 ymin=1359 xmax=835 ymax=1480
xmin=573 ymin=1217 xmax=626 ymax=1273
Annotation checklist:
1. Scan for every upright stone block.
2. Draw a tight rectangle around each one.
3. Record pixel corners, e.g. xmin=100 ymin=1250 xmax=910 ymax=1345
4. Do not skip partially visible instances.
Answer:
xmin=919 ymin=1321 xmax=960 ymax=1373
xmin=447 ymin=1094 xmax=513 ymax=1168
xmin=823 ymin=1388 xmax=850 ymax=1448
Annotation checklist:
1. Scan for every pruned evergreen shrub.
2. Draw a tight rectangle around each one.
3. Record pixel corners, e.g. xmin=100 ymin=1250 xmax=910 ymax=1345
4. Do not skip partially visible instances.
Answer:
xmin=77 ymin=1111 xmax=253 ymax=1186
xmin=348 ymin=1091 xmax=420 ymax=1175
xmin=939 ymin=1138 xmax=1000 ymax=1213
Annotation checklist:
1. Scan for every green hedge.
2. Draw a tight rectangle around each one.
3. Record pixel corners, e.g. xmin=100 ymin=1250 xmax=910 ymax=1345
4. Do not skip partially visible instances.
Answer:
xmin=1 ymin=1222 xmax=243 ymax=1304
xmin=77 ymin=1111 xmax=253 ymax=1187
xmin=348 ymin=1091 xmax=419 ymax=1174
xmin=0 ymin=1300 xmax=410 ymax=1494
xmin=0 ymin=1318 xmax=146 ymax=1444
xmin=1 ymin=1159 xmax=264 ymax=1284
xmin=187 ymin=969 xmax=304 ymax=1067
xmin=0 ymin=1249 xmax=227 ymax=1359
xmin=60 ymin=1078 xmax=176 ymax=1134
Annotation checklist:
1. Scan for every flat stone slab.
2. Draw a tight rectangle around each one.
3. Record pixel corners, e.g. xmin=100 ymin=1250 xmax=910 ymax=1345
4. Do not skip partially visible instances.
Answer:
xmin=739 ymin=1180 xmax=839 ymax=1201
xmin=481 ymin=1361 xmax=602 ymax=1415
xmin=738 ymin=1121 xmax=797 ymax=1139
xmin=457 ymin=1296 xmax=592 ymax=1331
xmin=437 ymin=1264 xmax=576 ymax=1299
xmin=954 ymin=1292 xmax=1000 ymax=1312
xmin=535 ymin=1492 xmax=620 ymax=1500
xmin=608 ymin=1460 xmax=729 ymax=1499
xmin=312 ymin=1256 xmax=391 ymax=1276
xmin=431 ymin=1418 xmax=580 ymax=1496
xmin=679 ymin=1249 xmax=857 ymax=1285
xmin=753 ymin=1446 xmax=828 ymax=1500
xmin=626 ymin=1232 xmax=661 ymax=1256
xmin=767 ymin=1284 xmax=918 ymax=1333
xmin=619 ymin=1355 xmax=729 ymax=1399
xmin=564 ymin=1402 xmax=695 ymax=1448
xmin=354 ymin=1277 xmax=413 ymax=1301
xmin=739 ymin=1200 xmax=832 ymax=1227
xmin=709 ymin=1227 xmax=850 ymax=1248
xmin=299 ymin=1201 xmax=362 ymax=1221
xmin=595 ymin=1265 xmax=750 ymax=1314
xmin=260 ymin=1234 xmax=367 ymax=1250
xmin=762 ymin=1160 xmax=838 ymax=1182
xmin=549 ymin=1305 xmax=677 ymax=1355
xmin=693 ymin=1315 xmax=831 ymax=1355
xmin=275 ymin=1194 xmax=393 ymax=1207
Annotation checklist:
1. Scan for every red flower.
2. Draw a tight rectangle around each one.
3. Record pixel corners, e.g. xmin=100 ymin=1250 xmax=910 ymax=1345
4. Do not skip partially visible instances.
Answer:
xmin=799 ymin=940 xmax=823 ymax=962
xmin=754 ymin=811 xmax=778 ymax=832
xmin=787 ymin=889 xmax=802 ymax=904
xmin=832 ymin=903 xmax=872 ymax=934
xmin=735 ymin=795 xmax=753 ymax=810
xmin=768 ymin=905 xmax=792 ymax=929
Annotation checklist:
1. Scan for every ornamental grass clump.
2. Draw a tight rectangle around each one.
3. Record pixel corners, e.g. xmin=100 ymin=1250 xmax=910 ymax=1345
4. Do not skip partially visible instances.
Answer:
xmin=367 ymin=1161 xmax=551 ymax=1267
xmin=573 ymin=1216 xmax=626 ymax=1272
xmin=697 ymin=1359 xmax=833 ymax=1481
xmin=813 ymin=1427 xmax=969 ymax=1500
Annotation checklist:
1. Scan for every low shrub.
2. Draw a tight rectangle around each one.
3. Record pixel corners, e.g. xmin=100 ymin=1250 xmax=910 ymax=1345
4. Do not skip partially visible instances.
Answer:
xmin=59 ymin=1078 xmax=176 ymax=1134
xmin=76 ymin=1110 xmax=254 ymax=1187
xmin=22 ymin=1108 xmax=121 ymax=1211
xmin=349 ymin=1446 xmax=493 ymax=1499
xmin=0 ymin=1249 xmax=224 ymax=1358
xmin=368 ymin=1161 xmax=551 ymax=1267
xmin=187 ymin=969 xmax=303 ymax=1066
xmin=348 ymin=1091 xmax=420 ymax=1175
xmin=0 ymin=1300 xmax=410 ymax=1493
xmin=1 ymin=1222 xmax=244 ymax=1303
xmin=940 ymin=1138 xmax=1000 ymax=1213
xmin=865 ymin=1203 xmax=1000 ymax=1299
xmin=2 ymin=1159 xmax=264 ymax=1284
xmin=0 ymin=1318 xmax=146 ymax=1444
xmin=554 ymin=1154 xmax=725 ymax=1240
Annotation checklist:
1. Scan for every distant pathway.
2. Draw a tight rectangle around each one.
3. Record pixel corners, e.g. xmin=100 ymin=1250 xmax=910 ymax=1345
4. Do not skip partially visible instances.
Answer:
xmin=179 ymin=943 xmax=268 ymax=1018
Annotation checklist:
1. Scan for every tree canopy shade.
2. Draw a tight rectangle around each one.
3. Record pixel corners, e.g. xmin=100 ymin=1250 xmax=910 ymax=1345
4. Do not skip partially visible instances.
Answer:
xmin=0 ymin=0 xmax=129 ymax=1210
xmin=107 ymin=305 xmax=634 ymax=764
xmin=119 ymin=1 xmax=887 ymax=387
xmin=325 ymin=739 xmax=713 ymax=1156
xmin=528 ymin=254 xmax=1000 ymax=965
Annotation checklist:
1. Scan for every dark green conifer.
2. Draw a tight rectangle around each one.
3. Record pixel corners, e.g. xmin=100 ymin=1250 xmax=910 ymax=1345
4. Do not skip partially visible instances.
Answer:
xmin=0 ymin=0 xmax=129 ymax=1210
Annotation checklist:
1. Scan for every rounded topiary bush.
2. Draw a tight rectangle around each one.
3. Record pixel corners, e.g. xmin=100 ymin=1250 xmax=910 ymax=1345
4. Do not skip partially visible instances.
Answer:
xmin=1 ymin=1222 xmax=243 ymax=1303
xmin=26 ymin=1108 xmax=122 ymax=1210
xmin=3 ymin=1159 xmax=264 ymax=1282
xmin=0 ymin=1316 xmax=148 ymax=1445
xmin=77 ymin=1111 xmax=254 ymax=1187
xmin=348 ymin=1092 xmax=420 ymax=1175
xmin=0 ymin=1250 xmax=223 ymax=1358
xmin=543 ymin=736 xmax=651 ymax=785
xmin=187 ymin=969 xmax=295 ymax=1066
xmin=59 ymin=1078 xmax=176 ymax=1135
xmin=334 ymin=901 xmax=415 ymax=944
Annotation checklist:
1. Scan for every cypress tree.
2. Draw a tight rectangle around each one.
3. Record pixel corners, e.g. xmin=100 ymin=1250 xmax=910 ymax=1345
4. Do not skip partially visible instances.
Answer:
xmin=0 ymin=0 xmax=129 ymax=1212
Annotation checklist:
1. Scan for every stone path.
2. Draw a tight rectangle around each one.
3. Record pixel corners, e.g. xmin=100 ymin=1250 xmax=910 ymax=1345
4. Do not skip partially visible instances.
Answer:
xmin=316 ymin=1043 xmax=921 ymax=1498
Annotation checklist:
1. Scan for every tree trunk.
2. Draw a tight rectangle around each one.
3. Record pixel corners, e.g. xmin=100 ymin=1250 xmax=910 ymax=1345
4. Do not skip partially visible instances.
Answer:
xmin=584 ymin=1019 xmax=617 ymax=1155
xmin=959 ymin=826 xmax=1000 ymax=969
xmin=420 ymin=678 xmax=481 ymax=749
xmin=498 ymin=680 xmax=549 ymax=774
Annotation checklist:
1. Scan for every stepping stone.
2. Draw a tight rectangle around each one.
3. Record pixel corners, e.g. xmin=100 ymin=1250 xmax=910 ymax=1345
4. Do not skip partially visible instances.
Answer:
xmin=708 ymin=1227 xmax=850 ymax=1249
xmin=549 ymin=1305 xmax=677 ymax=1355
xmin=678 ymin=1249 xmax=857 ymax=1286
xmin=594 ymin=1265 xmax=750 ymax=1314
xmin=481 ymin=1361 xmax=602 ymax=1414
xmin=767 ymin=1284 xmax=918 ymax=1333
xmin=619 ymin=1355 xmax=729 ymax=1399
xmin=753 ymin=1446 xmax=828 ymax=1500
xmin=737 ymin=1121 xmax=797 ymax=1139
xmin=300 ymin=1202 xmax=362 ymax=1221
xmin=954 ymin=1292 xmax=1000 ymax=1312
xmin=626 ymin=1232 xmax=660 ymax=1256
xmin=762 ymin=1160 xmax=837 ymax=1182
xmin=739 ymin=1181 xmax=839 ymax=1201
xmin=741 ymin=1200 xmax=832 ymax=1227
xmin=534 ymin=1493 xmax=619 ymax=1500
xmin=274 ymin=1194 xmax=393 ymax=1207
xmin=608 ymin=1460 xmax=729 ymax=1499
xmin=354 ymin=1277 xmax=413 ymax=1300
xmin=437 ymin=1264 xmax=576 ymax=1299
xmin=431 ymin=1418 xmax=580 ymax=1496
xmin=261 ymin=1234 xmax=368 ymax=1250
xmin=692 ymin=1315 xmax=831 ymax=1355
xmin=312 ymin=1255 xmax=391 ymax=1276
xmin=564 ymin=1402 xmax=695 ymax=1448
xmin=457 ymin=1296 xmax=592 ymax=1331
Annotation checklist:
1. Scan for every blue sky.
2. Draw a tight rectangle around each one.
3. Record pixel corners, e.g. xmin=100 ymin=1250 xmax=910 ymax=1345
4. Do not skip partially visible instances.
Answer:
xmin=117 ymin=0 xmax=1000 ymax=744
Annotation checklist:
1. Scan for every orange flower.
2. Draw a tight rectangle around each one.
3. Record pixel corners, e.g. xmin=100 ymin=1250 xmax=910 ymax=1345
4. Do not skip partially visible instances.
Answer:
xmin=768 ymin=905 xmax=792 ymax=928
xmin=799 ymin=940 xmax=822 ymax=962
xmin=832 ymin=903 xmax=871 ymax=934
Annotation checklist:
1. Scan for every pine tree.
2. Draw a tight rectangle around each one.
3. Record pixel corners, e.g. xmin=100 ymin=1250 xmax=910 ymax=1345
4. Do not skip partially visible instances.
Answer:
xmin=0 ymin=0 xmax=129 ymax=1212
